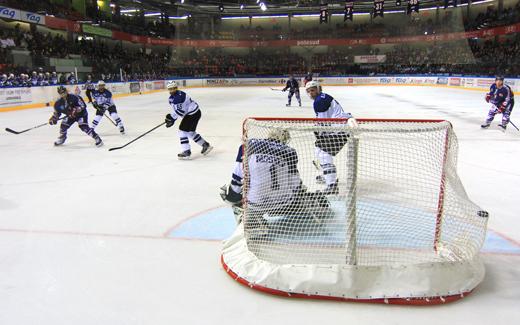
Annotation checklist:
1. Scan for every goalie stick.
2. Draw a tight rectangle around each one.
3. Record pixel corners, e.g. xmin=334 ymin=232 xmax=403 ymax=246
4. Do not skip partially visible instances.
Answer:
xmin=108 ymin=122 xmax=165 ymax=151
xmin=5 ymin=117 xmax=65 ymax=134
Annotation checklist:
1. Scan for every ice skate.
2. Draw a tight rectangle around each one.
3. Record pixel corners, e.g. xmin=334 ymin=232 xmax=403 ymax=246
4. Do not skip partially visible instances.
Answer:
xmin=54 ymin=134 xmax=66 ymax=146
xmin=178 ymin=150 xmax=192 ymax=160
xmin=201 ymin=142 xmax=213 ymax=155
xmin=94 ymin=135 xmax=103 ymax=147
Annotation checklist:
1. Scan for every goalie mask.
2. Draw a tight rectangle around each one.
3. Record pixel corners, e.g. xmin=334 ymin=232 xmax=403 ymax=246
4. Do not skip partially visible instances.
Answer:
xmin=268 ymin=128 xmax=290 ymax=144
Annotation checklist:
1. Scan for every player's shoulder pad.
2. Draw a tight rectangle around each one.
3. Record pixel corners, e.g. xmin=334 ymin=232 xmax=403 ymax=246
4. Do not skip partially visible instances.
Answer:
xmin=54 ymin=97 xmax=64 ymax=109
xmin=247 ymin=138 xmax=267 ymax=154
xmin=313 ymin=93 xmax=333 ymax=112
xmin=70 ymin=94 xmax=83 ymax=106
xmin=171 ymin=90 xmax=187 ymax=104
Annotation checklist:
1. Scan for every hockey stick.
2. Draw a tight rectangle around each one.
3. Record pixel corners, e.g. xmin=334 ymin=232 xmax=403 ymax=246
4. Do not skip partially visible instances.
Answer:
xmin=92 ymin=102 xmax=117 ymax=126
xmin=108 ymin=122 xmax=166 ymax=151
xmin=5 ymin=117 xmax=66 ymax=134
xmin=312 ymin=160 xmax=321 ymax=171
xmin=104 ymin=112 xmax=117 ymax=126
xmin=312 ymin=160 xmax=326 ymax=184
xmin=509 ymin=119 xmax=519 ymax=131
xmin=270 ymin=87 xmax=284 ymax=92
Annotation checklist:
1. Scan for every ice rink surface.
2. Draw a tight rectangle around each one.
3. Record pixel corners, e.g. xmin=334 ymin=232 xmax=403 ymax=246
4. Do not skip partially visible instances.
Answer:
xmin=1 ymin=86 xmax=519 ymax=324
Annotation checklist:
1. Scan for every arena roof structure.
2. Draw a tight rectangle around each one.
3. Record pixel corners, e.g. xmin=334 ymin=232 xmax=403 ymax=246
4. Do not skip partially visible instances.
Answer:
xmin=115 ymin=0 xmax=474 ymax=17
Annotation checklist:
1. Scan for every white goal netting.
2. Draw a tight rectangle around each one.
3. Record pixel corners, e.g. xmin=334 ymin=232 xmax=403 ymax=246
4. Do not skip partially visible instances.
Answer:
xmin=222 ymin=118 xmax=488 ymax=304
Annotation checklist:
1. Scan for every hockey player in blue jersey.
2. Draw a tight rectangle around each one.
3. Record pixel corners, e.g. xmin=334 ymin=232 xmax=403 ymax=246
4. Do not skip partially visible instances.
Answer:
xmin=49 ymin=86 xmax=103 ymax=147
xmin=91 ymin=81 xmax=125 ymax=134
xmin=164 ymin=81 xmax=213 ymax=159
xmin=283 ymin=75 xmax=301 ymax=107
xmin=220 ymin=129 xmax=332 ymax=236
xmin=305 ymin=80 xmax=357 ymax=194
xmin=481 ymin=76 xmax=515 ymax=130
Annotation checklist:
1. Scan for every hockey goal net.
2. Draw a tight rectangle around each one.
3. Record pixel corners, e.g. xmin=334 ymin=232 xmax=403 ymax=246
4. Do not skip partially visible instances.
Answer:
xmin=221 ymin=117 xmax=488 ymax=305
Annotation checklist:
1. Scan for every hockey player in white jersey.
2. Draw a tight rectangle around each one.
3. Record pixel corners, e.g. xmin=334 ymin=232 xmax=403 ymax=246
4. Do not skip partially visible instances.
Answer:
xmin=220 ymin=129 xmax=332 ymax=236
xmin=305 ymin=80 xmax=357 ymax=194
xmin=164 ymin=81 xmax=213 ymax=159
xmin=91 ymin=81 xmax=125 ymax=134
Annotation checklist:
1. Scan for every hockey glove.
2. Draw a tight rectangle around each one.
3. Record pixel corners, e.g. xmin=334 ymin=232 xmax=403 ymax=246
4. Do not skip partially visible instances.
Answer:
xmin=93 ymin=103 xmax=106 ymax=114
xmin=485 ymin=94 xmax=491 ymax=103
xmin=220 ymin=184 xmax=243 ymax=206
xmin=165 ymin=114 xmax=176 ymax=128
xmin=498 ymin=103 xmax=508 ymax=113
xmin=49 ymin=115 xmax=58 ymax=125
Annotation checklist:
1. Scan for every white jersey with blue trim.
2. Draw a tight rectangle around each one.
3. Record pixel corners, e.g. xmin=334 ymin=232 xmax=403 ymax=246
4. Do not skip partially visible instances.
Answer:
xmin=92 ymin=89 xmax=115 ymax=108
xmin=169 ymin=90 xmax=200 ymax=120
xmin=242 ymin=139 xmax=301 ymax=207
xmin=313 ymin=93 xmax=352 ymax=119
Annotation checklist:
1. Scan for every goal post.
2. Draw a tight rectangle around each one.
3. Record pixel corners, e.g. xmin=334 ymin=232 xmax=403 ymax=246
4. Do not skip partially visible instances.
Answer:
xmin=222 ymin=117 xmax=488 ymax=305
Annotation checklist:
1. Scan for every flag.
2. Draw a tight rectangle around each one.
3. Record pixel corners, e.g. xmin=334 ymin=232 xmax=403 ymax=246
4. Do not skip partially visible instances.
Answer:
xmin=374 ymin=0 xmax=384 ymax=18
xmin=320 ymin=4 xmax=328 ymax=24
xmin=407 ymin=0 xmax=419 ymax=14
xmin=344 ymin=1 xmax=354 ymax=21
xmin=444 ymin=0 xmax=458 ymax=9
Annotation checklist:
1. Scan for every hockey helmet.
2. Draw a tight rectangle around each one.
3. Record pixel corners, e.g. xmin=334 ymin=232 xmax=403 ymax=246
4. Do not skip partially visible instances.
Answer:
xmin=268 ymin=128 xmax=290 ymax=144
xmin=167 ymin=80 xmax=178 ymax=90
xmin=57 ymin=86 xmax=67 ymax=95
xmin=305 ymin=80 xmax=320 ymax=90
xmin=97 ymin=80 xmax=106 ymax=90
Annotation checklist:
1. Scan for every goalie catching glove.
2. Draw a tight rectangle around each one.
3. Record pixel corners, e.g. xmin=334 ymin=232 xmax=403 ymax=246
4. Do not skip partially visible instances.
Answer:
xmin=165 ymin=114 xmax=176 ymax=128
xmin=220 ymin=184 xmax=242 ymax=206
